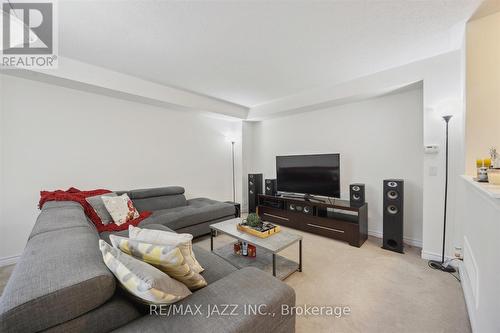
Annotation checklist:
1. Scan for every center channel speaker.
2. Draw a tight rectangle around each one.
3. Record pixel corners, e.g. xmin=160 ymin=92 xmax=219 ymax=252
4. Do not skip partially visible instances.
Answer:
xmin=349 ymin=183 xmax=365 ymax=206
xmin=382 ymin=179 xmax=404 ymax=253
xmin=287 ymin=202 xmax=313 ymax=215
xmin=265 ymin=179 xmax=277 ymax=196
xmin=248 ymin=174 xmax=263 ymax=213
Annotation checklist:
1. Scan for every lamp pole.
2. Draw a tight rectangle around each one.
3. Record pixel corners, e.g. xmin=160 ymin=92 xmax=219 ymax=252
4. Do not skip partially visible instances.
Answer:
xmin=231 ymin=141 xmax=235 ymax=203
xmin=429 ymin=115 xmax=456 ymax=273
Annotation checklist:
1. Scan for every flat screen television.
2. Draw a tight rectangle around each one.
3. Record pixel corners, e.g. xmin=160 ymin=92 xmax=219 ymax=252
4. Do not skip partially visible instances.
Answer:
xmin=276 ymin=153 xmax=340 ymax=198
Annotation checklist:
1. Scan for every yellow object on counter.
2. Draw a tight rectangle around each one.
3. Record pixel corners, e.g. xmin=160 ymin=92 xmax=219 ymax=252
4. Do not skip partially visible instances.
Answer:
xmin=484 ymin=158 xmax=492 ymax=168
xmin=476 ymin=159 xmax=483 ymax=168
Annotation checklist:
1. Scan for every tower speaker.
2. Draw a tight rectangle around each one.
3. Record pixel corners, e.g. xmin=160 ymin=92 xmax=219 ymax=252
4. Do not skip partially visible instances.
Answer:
xmin=382 ymin=179 xmax=404 ymax=253
xmin=265 ymin=179 xmax=277 ymax=196
xmin=248 ymin=174 xmax=263 ymax=213
xmin=349 ymin=183 xmax=365 ymax=206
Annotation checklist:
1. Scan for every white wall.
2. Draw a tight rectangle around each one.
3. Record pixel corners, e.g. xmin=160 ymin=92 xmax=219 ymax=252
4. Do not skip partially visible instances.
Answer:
xmin=249 ymin=87 xmax=424 ymax=245
xmin=0 ymin=75 xmax=242 ymax=261
xmin=456 ymin=177 xmax=500 ymax=332
xmin=422 ymin=53 xmax=465 ymax=262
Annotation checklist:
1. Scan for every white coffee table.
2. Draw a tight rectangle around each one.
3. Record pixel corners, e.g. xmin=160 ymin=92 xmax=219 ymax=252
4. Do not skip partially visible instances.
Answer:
xmin=210 ymin=218 xmax=302 ymax=280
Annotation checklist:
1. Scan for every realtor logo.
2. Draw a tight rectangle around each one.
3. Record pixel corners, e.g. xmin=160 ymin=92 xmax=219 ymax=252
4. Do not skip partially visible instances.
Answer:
xmin=1 ymin=0 xmax=58 ymax=68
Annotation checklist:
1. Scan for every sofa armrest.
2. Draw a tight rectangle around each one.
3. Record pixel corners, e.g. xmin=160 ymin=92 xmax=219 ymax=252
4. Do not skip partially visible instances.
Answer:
xmin=113 ymin=267 xmax=296 ymax=333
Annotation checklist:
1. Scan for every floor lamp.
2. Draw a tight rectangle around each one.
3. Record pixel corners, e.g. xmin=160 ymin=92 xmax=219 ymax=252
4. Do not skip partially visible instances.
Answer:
xmin=429 ymin=115 xmax=456 ymax=273
xmin=231 ymin=140 xmax=235 ymax=203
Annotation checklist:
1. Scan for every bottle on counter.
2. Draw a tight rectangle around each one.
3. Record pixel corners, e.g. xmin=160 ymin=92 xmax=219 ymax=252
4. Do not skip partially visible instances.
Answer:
xmin=484 ymin=158 xmax=492 ymax=168
xmin=476 ymin=159 xmax=483 ymax=180
xmin=242 ymin=242 xmax=248 ymax=256
xmin=248 ymin=244 xmax=256 ymax=257
xmin=234 ymin=242 xmax=241 ymax=255
xmin=478 ymin=167 xmax=489 ymax=182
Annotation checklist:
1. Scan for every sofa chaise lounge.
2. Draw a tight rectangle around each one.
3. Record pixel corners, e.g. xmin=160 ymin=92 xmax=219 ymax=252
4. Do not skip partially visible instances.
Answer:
xmin=114 ymin=186 xmax=237 ymax=237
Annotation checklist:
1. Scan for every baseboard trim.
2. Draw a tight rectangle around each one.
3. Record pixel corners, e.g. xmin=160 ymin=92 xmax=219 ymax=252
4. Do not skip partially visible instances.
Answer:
xmin=459 ymin=261 xmax=477 ymax=332
xmin=420 ymin=250 xmax=456 ymax=263
xmin=367 ymin=230 xmax=423 ymax=248
xmin=0 ymin=255 xmax=19 ymax=267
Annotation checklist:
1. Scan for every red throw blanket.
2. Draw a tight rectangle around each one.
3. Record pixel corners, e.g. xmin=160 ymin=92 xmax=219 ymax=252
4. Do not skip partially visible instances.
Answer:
xmin=39 ymin=187 xmax=152 ymax=232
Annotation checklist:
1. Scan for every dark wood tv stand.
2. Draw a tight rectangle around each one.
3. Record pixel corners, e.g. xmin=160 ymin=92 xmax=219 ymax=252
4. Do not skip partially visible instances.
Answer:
xmin=257 ymin=194 xmax=368 ymax=247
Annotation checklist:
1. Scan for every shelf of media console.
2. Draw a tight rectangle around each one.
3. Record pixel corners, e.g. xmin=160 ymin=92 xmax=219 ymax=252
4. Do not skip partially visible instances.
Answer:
xmin=258 ymin=194 xmax=363 ymax=217
xmin=257 ymin=194 xmax=368 ymax=247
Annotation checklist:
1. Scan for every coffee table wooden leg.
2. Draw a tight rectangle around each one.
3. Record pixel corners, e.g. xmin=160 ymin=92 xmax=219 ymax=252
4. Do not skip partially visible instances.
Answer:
xmin=272 ymin=253 xmax=276 ymax=277
xmin=299 ymin=239 xmax=302 ymax=272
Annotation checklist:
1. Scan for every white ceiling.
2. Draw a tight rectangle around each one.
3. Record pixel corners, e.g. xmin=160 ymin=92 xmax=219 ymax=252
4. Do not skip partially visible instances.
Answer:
xmin=59 ymin=0 xmax=482 ymax=108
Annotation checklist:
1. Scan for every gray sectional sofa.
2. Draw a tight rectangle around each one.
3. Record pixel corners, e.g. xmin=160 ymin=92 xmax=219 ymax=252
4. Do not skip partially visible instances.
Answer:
xmin=0 ymin=187 xmax=296 ymax=333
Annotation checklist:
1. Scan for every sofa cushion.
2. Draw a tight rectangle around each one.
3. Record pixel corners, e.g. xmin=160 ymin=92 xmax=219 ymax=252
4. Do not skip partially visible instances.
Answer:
xmin=41 ymin=200 xmax=83 ymax=210
xmin=193 ymin=245 xmax=238 ymax=284
xmin=109 ymin=236 xmax=207 ymax=291
xmin=128 ymin=187 xmax=187 ymax=212
xmin=100 ymin=228 xmax=128 ymax=244
xmin=104 ymin=224 xmax=237 ymax=286
xmin=129 ymin=225 xmax=204 ymax=273
xmin=102 ymin=194 xmax=140 ymax=225
xmin=157 ymin=198 xmax=235 ymax=230
xmin=112 ymin=267 xmax=296 ymax=333
xmin=29 ymin=203 xmax=93 ymax=239
xmin=132 ymin=195 xmax=187 ymax=213
xmin=99 ymin=223 xmax=175 ymax=244
xmin=0 ymin=227 xmax=116 ymax=333
xmin=99 ymin=240 xmax=192 ymax=305
xmin=128 ymin=186 xmax=185 ymax=199
xmin=86 ymin=192 xmax=117 ymax=225
xmin=43 ymin=293 xmax=142 ymax=333
xmin=138 ymin=210 xmax=182 ymax=227
xmin=175 ymin=217 xmax=231 ymax=238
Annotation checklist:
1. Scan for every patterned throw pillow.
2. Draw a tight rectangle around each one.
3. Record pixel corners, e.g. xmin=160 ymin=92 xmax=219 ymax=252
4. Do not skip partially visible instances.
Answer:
xmin=102 ymin=194 xmax=139 ymax=225
xmin=86 ymin=193 xmax=117 ymax=225
xmin=129 ymin=225 xmax=204 ymax=273
xmin=110 ymin=235 xmax=207 ymax=291
xmin=98 ymin=240 xmax=191 ymax=304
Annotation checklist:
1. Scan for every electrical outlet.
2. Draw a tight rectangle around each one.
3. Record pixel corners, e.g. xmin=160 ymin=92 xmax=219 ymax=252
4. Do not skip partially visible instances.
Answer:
xmin=454 ymin=246 xmax=463 ymax=259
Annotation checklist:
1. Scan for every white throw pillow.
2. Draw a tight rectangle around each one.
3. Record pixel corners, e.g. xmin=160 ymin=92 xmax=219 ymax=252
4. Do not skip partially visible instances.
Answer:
xmin=129 ymin=225 xmax=204 ymax=273
xmin=102 ymin=194 xmax=139 ymax=225
xmin=110 ymin=235 xmax=207 ymax=291
xmin=98 ymin=240 xmax=191 ymax=304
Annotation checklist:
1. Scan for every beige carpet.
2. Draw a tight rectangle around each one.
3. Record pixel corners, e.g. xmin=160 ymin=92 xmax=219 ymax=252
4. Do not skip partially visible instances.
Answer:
xmin=0 ymin=228 xmax=470 ymax=333
xmin=196 ymin=227 xmax=470 ymax=333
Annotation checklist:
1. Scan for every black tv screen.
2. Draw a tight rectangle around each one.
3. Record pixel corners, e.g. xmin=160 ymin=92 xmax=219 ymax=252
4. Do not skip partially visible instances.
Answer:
xmin=276 ymin=154 xmax=340 ymax=198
